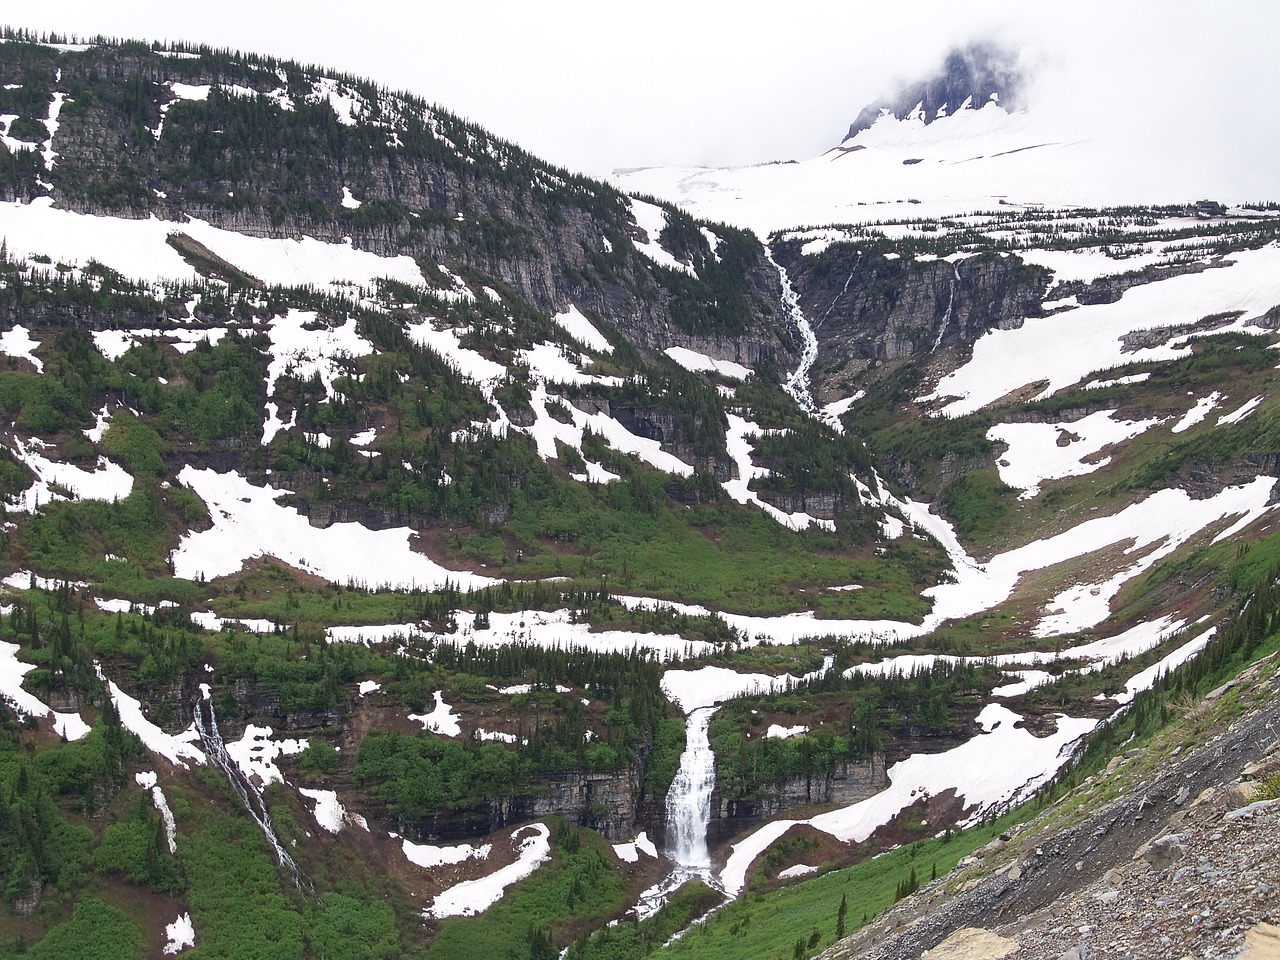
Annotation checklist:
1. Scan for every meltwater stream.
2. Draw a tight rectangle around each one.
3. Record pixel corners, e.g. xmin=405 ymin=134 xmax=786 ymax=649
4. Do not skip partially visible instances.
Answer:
xmin=193 ymin=700 xmax=308 ymax=890
xmin=632 ymin=706 xmax=722 ymax=919
xmin=765 ymin=247 xmax=818 ymax=413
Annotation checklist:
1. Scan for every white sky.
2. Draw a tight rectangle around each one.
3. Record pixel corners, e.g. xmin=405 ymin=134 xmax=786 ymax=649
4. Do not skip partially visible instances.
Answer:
xmin=6 ymin=1 xmax=1280 ymax=192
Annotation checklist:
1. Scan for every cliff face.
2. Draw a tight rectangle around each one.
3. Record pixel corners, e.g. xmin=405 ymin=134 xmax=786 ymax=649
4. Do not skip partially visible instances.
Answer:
xmin=0 ymin=42 xmax=795 ymax=370
xmin=773 ymin=241 xmax=1049 ymax=402
xmin=710 ymin=755 xmax=889 ymax=847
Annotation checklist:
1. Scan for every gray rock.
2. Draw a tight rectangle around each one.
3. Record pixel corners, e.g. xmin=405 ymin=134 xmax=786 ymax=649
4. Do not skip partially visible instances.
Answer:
xmin=1142 ymin=834 xmax=1185 ymax=870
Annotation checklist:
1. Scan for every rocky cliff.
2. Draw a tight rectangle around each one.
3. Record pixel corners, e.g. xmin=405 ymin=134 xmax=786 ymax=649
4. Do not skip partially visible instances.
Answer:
xmin=0 ymin=40 xmax=795 ymax=370
xmin=771 ymin=240 xmax=1049 ymax=403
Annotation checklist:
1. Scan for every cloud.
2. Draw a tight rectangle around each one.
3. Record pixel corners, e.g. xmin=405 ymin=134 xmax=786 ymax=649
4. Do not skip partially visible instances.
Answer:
xmin=8 ymin=0 xmax=1280 ymax=196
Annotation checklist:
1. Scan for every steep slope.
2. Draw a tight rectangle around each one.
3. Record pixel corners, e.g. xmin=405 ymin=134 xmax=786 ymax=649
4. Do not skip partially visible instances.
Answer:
xmin=2 ymin=31 xmax=1280 ymax=960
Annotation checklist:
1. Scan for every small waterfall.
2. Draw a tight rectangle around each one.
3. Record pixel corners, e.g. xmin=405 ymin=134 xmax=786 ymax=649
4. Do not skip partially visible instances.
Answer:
xmin=931 ymin=262 xmax=962 ymax=352
xmin=765 ymin=247 xmax=817 ymax=412
xmin=817 ymin=259 xmax=861 ymax=329
xmin=665 ymin=706 xmax=717 ymax=869
xmin=193 ymin=701 xmax=308 ymax=890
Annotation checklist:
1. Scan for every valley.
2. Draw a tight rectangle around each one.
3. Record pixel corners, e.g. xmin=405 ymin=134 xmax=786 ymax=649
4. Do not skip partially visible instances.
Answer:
xmin=0 ymin=31 xmax=1277 ymax=960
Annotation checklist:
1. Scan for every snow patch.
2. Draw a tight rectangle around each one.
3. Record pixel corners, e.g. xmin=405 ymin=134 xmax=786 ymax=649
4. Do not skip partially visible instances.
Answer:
xmin=426 ymin=823 xmax=551 ymax=918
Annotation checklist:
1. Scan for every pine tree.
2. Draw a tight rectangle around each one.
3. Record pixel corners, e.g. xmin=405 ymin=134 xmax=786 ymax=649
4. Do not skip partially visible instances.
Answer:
xmin=836 ymin=892 xmax=848 ymax=938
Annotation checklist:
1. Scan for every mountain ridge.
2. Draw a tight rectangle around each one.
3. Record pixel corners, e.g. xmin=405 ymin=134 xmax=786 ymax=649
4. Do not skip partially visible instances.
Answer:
xmin=0 ymin=30 xmax=1278 ymax=960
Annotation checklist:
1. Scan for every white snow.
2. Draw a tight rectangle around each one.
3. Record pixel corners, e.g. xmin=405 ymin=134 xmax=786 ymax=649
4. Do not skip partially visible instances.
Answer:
xmin=1172 ymin=392 xmax=1223 ymax=433
xmin=426 ymin=822 xmax=551 ymax=918
xmin=921 ymin=476 xmax=1279 ymax=637
xmin=0 ymin=325 xmax=42 ymax=371
xmin=720 ymin=705 xmax=1096 ymax=896
xmin=84 ymin=405 xmax=111 ymax=442
xmin=629 ymin=198 xmax=694 ymax=275
xmin=722 ymin=414 xmax=835 ymax=532
xmin=0 ymin=640 xmax=91 ymax=740
xmin=136 ymin=771 xmax=178 ymax=852
xmin=358 ymin=680 xmax=381 ymax=697
xmin=298 ymin=787 xmax=367 ymax=833
xmin=661 ymin=659 xmax=832 ymax=714
xmin=1218 ymin=395 xmax=1264 ymax=426
xmin=5 ymin=436 xmax=134 ymax=514
xmin=326 ymin=623 xmax=428 ymax=645
xmin=0 ymin=198 xmax=426 ymax=296
xmin=1112 ymin=625 xmax=1217 ymax=705
xmin=612 ymin=831 xmax=658 ymax=863
xmin=614 ymin=103 xmax=1125 ymax=236
xmin=1020 ymin=247 xmax=1164 ymax=287
xmin=263 ymin=310 xmax=375 ymax=433
xmin=172 ymin=467 xmax=495 ymax=590
xmin=819 ymin=392 xmax=863 ymax=434
xmin=403 ymin=837 xmax=492 ymax=868
xmin=225 ymin=724 xmax=307 ymax=786
xmin=664 ymin=346 xmax=752 ymax=380
xmin=988 ymin=410 xmax=1164 ymax=499
xmin=409 ymin=690 xmax=461 ymax=736
xmin=101 ymin=668 xmax=205 ymax=767
xmin=924 ymin=245 xmax=1280 ymax=417
xmin=765 ymin=724 xmax=809 ymax=739
xmin=340 ymin=186 xmax=362 ymax=209
xmin=553 ymin=305 xmax=613 ymax=354
xmin=188 ymin=610 xmax=276 ymax=634
xmin=778 ymin=863 xmax=819 ymax=879
xmin=92 ymin=328 xmax=226 ymax=362
xmin=163 ymin=913 xmax=195 ymax=955
xmin=1087 ymin=373 xmax=1150 ymax=389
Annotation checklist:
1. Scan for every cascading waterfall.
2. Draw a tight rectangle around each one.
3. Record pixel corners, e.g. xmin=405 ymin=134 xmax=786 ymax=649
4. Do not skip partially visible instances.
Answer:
xmin=765 ymin=247 xmax=818 ymax=412
xmin=665 ymin=706 xmax=718 ymax=869
xmin=193 ymin=700 xmax=307 ymax=890
xmin=931 ymin=262 xmax=962 ymax=352
xmin=632 ymin=706 xmax=722 ymax=920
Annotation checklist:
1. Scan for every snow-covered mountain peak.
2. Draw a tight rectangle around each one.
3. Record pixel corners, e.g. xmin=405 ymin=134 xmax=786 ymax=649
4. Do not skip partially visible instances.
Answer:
xmin=843 ymin=42 xmax=1024 ymax=142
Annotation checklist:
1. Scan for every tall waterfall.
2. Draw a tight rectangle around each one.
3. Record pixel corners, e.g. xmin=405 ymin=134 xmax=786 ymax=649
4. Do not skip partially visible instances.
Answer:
xmin=633 ymin=706 xmax=721 ymax=920
xmin=931 ymin=261 xmax=962 ymax=352
xmin=193 ymin=700 xmax=307 ymax=890
xmin=665 ymin=706 xmax=717 ymax=869
xmin=765 ymin=247 xmax=818 ymax=412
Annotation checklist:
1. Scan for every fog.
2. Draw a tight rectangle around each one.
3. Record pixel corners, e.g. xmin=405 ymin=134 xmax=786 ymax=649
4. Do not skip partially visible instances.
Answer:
xmin=7 ymin=0 xmax=1279 ymax=194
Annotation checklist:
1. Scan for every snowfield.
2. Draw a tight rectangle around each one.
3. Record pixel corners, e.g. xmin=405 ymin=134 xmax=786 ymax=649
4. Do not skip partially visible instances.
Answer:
xmin=172 ymin=467 xmax=495 ymax=590
xmin=719 ymin=704 xmax=1097 ymax=896
xmin=988 ymin=410 xmax=1164 ymax=500
xmin=925 ymin=245 xmax=1280 ymax=417
xmin=426 ymin=823 xmax=551 ymax=918
xmin=0 ymin=197 xmax=427 ymax=294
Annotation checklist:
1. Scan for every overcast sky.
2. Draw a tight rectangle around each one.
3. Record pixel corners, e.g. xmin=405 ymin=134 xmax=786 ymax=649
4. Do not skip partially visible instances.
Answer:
xmin=6 ymin=1 xmax=1279 ymax=191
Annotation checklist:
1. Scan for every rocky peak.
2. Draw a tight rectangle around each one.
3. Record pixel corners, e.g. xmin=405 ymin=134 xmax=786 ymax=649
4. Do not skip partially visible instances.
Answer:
xmin=843 ymin=42 xmax=1022 ymax=141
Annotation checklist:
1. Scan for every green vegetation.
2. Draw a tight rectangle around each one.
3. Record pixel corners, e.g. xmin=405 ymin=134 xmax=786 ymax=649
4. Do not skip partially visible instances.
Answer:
xmin=428 ymin=823 xmax=630 ymax=959
xmin=567 ymin=880 xmax=721 ymax=960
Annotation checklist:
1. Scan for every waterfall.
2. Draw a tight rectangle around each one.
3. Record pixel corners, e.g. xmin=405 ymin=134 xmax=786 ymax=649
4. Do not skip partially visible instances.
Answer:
xmin=193 ymin=701 xmax=308 ymax=890
xmin=765 ymin=247 xmax=818 ymax=412
xmin=632 ymin=706 xmax=722 ymax=919
xmin=931 ymin=262 xmax=962 ymax=352
xmin=665 ymin=706 xmax=717 ymax=869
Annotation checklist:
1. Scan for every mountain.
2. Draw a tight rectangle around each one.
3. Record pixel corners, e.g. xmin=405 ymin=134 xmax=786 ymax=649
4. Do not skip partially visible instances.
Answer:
xmin=1 ymin=31 xmax=1279 ymax=960
xmin=842 ymin=42 xmax=1023 ymax=141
